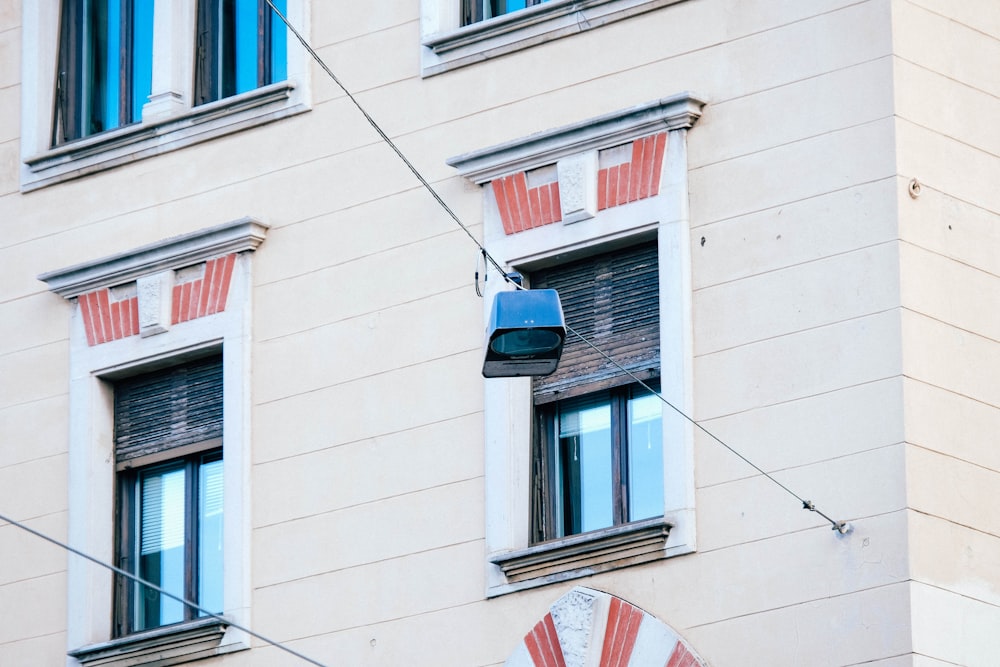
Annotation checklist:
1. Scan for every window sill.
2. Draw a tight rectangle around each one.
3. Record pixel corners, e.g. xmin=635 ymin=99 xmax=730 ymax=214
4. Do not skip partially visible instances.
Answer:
xmin=421 ymin=0 xmax=689 ymax=77
xmin=22 ymin=82 xmax=307 ymax=193
xmin=68 ymin=618 xmax=240 ymax=667
xmin=488 ymin=517 xmax=672 ymax=593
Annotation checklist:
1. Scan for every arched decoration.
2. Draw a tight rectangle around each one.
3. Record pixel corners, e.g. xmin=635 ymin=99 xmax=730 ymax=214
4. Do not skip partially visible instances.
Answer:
xmin=505 ymin=587 xmax=706 ymax=667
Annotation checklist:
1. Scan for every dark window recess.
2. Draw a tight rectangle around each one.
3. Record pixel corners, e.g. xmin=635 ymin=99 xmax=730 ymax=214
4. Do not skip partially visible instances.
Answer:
xmin=113 ymin=355 xmax=224 ymax=637
xmin=530 ymin=242 xmax=663 ymax=544
xmin=462 ymin=0 xmax=548 ymax=26
xmin=52 ymin=0 xmax=154 ymax=145
xmin=531 ymin=240 xmax=660 ymax=404
xmin=194 ymin=0 xmax=288 ymax=106
xmin=114 ymin=356 xmax=224 ymax=464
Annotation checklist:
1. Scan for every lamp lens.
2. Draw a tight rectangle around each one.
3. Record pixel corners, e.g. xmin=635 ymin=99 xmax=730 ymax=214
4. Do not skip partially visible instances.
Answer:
xmin=490 ymin=329 xmax=562 ymax=356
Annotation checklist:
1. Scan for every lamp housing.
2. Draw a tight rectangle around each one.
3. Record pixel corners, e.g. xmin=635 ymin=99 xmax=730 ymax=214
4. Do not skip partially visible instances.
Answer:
xmin=482 ymin=288 xmax=566 ymax=378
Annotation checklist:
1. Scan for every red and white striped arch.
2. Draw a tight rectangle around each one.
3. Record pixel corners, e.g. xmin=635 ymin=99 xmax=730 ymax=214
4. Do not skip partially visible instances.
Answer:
xmin=506 ymin=588 xmax=705 ymax=667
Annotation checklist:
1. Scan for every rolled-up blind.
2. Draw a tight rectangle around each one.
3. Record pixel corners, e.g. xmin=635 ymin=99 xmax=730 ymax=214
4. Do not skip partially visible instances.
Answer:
xmin=114 ymin=356 xmax=223 ymax=464
xmin=531 ymin=241 xmax=659 ymax=404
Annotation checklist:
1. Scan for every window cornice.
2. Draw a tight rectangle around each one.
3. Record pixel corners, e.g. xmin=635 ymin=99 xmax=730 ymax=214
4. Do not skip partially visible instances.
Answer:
xmin=68 ymin=618 xmax=230 ymax=667
xmin=489 ymin=518 xmax=672 ymax=590
xmin=446 ymin=93 xmax=705 ymax=184
xmin=38 ymin=218 xmax=269 ymax=299
xmin=421 ymin=0 xmax=691 ymax=77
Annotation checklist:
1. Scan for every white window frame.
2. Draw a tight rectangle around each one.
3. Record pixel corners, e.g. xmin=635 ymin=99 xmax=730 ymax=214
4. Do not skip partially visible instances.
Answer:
xmin=420 ymin=0 xmax=689 ymax=77
xmin=447 ymin=94 xmax=704 ymax=595
xmin=20 ymin=1 xmax=310 ymax=192
xmin=38 ymin=219 xmax=266 ymax=666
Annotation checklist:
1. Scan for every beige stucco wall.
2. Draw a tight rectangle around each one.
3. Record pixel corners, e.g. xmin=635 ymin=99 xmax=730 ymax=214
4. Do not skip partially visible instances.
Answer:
xmin=1 ymin=1 xmax=997 ymax=665
xmin=893 ymin=1 xmax=1000 ymax=665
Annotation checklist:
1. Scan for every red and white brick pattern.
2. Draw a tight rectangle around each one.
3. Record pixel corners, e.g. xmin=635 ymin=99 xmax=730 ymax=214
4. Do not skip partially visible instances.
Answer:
xmin=506 ymin=587 xmax=706 ymax=667
xmin=597 ymin=132 xmax=667 ymax=211
xmin=524 ymin=613 xmax=567 ymax=667
xmin=172 ymin=254 xmax=236 ymax=325
xmin=78 ymin=253 xmax=237 ymax=346
xmin=491 ymin=132 xmax=668 ymax=236
xmin=79 ymin=288 xmax=139 ymax=347
xmin=491 ymin=171 xmax=563 ymax=235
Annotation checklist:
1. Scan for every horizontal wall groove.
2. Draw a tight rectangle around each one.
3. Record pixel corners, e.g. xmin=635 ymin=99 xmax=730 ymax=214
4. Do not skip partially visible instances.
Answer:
xmin=697 ymin=440 xmax=904 ymax=492
xmin=689 ymin=175 xmax=896 ymax=230
xmin=693 ymin=238 xmax=900 ymax=293
xmin=253 ymin=410 xmax=483 ymax=466
xmin=253 ymin=538 xmax=484 ymax=591
xmin=694 ymin=306 xmax=900 ymax=358
xmin=696 ymin=374 xmax=904 ymax=423
xmin=252 ymin=475 xmax=484 ymax=530
xmin=254 ymin=346 xmax=480 ymax=408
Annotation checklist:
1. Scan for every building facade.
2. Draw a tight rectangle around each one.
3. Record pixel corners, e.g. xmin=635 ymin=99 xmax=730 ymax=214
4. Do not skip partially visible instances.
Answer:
xmin=1 ymin=0 xmax=998 ymax=665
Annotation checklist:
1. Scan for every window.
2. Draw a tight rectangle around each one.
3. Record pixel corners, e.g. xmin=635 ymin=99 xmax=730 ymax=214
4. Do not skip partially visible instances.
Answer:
xmin=448 ymin=96 xmax=702 ymax=595
xmin=40 ymin=219 xmax=266 ymax=663
xmin=421 ymin=0 xmax=690 ymax=76
xmin=194 ymin=0 xmax=288 ymax=105
xmin=22 ymin=1 xmax=308 ymax=191
xmin=461 ymin=0 xmax=548 ymax=26
xmin=529 ymin=242 xmax=663 ymax=543
xmin=53 ymin=0 xmax=155 ymax=145
xmin=112 ymin=356 xmax=224 ymax=637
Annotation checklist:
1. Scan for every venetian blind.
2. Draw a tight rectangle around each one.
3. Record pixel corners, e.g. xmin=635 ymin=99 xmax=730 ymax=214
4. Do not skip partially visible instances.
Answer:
xmin=114 ymin=356 xmax=224 ymax=464
xmin=531 ymin=241 xmax=660 ymax=404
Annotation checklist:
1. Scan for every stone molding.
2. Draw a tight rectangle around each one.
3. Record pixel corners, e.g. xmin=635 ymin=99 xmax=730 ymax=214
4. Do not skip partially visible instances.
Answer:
xmin=446 ymin=93 xmax=705 ymax=184
xmin=68 ymin=618 xmax=230 ymax=667
xmin=489 ymin=518 xmax=672 ymax=584
xmin=421 ymin=0 xmax=690 ymax=77
xmin=38 ymin=218 xmax=268 ymax=299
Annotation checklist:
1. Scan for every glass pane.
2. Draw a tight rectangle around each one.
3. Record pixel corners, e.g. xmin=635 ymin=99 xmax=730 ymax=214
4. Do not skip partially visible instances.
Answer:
xmin=137 ymin=466 xmax=186 ymax=630
xmin=103 ymin=0 xmax=119 ymax=126
xmin=557 ymin=395 xmax=613 ymax=536
xmin=270 ymin=0 xmax=287 ymax=83
xmin=198 ymin=458 xmax=224 ymax=615
xmin=131 ymin=0 xmax=155 ymax=121
xmin=234 ymin=0 xmax=258 ymax=94
xmin=627 ymin=390 xmax=664 ymax=521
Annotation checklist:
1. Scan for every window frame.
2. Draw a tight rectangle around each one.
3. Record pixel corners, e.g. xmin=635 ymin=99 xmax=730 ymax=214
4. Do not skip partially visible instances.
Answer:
xmin=115 ymin=446 xmax=223 ymax=637
xmin=39 ymin=219 xmax=265 ymax=666
xmin=193 ymin=0 xmax=288 ymax=106
xmin=447 ymin=95 xmax=704 ymax=595
xmin=20 ymin=0 xmax=309 ymax=192
xmin=535 ymin=380 xmax=663 ymax=543
xmin=420 ymin=0 xmax=690 ymax=77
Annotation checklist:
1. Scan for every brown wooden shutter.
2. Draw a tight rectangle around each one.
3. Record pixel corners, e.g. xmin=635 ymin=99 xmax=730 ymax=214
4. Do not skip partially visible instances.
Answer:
xmin=531 ymin=241 xmax=659 ymax=404
xmin=114 ymin=356 xmax=224 ymax=464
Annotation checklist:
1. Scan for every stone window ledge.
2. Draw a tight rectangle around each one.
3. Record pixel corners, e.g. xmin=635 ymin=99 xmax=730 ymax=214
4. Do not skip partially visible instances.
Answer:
xmin=23 ymin=82 xmax=305 ymax=192
xmin=489 ymin=517 xmax=672 ymax=592
xmin=421 ymin=0 xmax=689 ymax=77
xmin=68 ymin=618 xmax=239 ymax=667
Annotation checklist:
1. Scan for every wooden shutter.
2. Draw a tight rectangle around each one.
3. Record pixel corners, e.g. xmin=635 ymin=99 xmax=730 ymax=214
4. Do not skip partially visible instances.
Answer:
xmin=114 ymin=356 xmax=224 ymax=465
xmin=531 ymin=241 xmax=660 ymax=404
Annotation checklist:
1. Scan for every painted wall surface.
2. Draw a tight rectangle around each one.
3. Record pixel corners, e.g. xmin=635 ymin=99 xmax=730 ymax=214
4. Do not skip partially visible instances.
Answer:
xmin=0 ymin=1 xmax=996 ymax=666
xmin=892 ymin=1 xmax=1000 ymax=665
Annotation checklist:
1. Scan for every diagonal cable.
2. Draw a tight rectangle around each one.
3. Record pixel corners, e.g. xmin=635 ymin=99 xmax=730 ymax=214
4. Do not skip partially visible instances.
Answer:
xmin=0 ymin=511 xmax=328 ymax=667
xmin=264 ymin=2 xmax=849 ymax=533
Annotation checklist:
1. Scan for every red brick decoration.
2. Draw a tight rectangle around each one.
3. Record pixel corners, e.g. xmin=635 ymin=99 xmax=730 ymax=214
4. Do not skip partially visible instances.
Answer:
xmin=598 ymin=132 xmax=668 ymax=211
xmin=665 ymin=641 xmax=700 ymax=667
xmin=172 ymin=254 xmax=236 ymax=325
xmin=599 ymin=597 xmax=644 ymax=667
xmin=524 ymin=613 xmax=567 ymax=667
xmin=492 ymin=171 xmax=562 ymax=235
xmin=510 ymin=587 xmax=706 ymax=667
xmin=79 ymin=288 xmax=139 ymax=347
